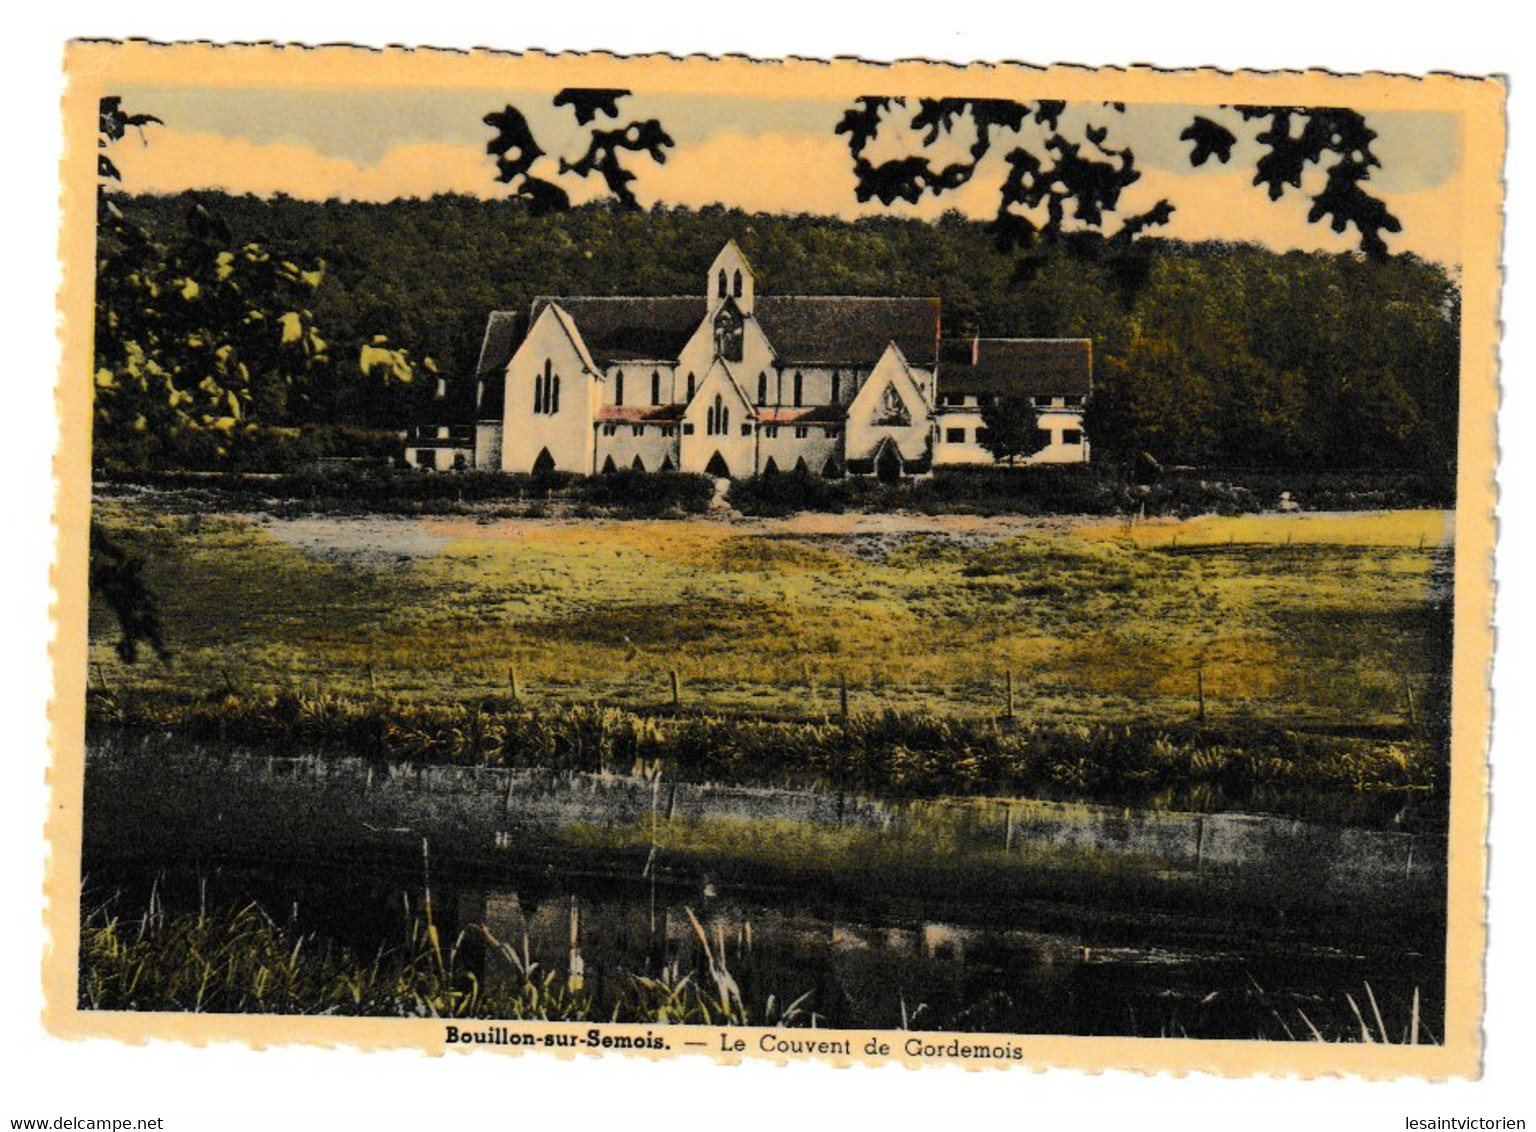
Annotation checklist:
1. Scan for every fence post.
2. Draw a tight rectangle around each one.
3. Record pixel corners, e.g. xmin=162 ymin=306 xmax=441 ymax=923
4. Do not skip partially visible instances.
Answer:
xmin=1403 ymin=678 xmax=1418 ymax=728
xmin=508 ymin=665 xmax=521 ymax=705
xmin=670 ymin=669 xmax=681 ymax=708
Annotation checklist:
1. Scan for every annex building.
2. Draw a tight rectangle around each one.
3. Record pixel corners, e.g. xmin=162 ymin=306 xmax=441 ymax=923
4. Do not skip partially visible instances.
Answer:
xmin=407 ymin=241 xmax=1091 ymax=477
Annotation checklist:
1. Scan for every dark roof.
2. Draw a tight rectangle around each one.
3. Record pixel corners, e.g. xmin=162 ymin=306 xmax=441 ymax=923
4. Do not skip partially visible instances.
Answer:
xmin=475 ymin=310 xmax=522 ymax=377
xmin=938 ymin=338 xmax=1092 ymax=397
xmin=754 ymin=297 xmax=940 ymax=368
xmin=531 ymin=296 xmax=706 ymax=364
xmin=595 ymin=405 xmax=686 ymax=423
xmin=757 ymin=405 xmax=846 ymax=425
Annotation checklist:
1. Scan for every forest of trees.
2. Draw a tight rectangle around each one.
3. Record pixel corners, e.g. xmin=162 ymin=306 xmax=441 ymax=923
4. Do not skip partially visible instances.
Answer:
xmin=93 ymin=191 xmax=1460 ymax=477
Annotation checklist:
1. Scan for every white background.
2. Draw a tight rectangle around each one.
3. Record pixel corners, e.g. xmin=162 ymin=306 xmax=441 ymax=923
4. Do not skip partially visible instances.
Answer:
xmin=3 ymin=4 xmax=1529 ymax=1129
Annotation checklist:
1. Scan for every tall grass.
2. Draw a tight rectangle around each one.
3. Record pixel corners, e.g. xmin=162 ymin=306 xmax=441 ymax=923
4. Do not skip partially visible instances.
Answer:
xmin=79 ymin=884 xmax=803 ymax=1024
xmin=86 ymin=689 xmax=1440 ymax=828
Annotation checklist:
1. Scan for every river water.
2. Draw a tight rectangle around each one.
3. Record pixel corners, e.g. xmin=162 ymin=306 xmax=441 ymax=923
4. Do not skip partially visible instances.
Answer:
xmin=82 ymin=849 xmax=1445 ymax=1041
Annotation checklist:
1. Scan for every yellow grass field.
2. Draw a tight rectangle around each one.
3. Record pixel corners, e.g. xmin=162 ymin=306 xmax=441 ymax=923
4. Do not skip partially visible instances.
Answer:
xmin=89 ymin=498 xmax=1453 ymax=730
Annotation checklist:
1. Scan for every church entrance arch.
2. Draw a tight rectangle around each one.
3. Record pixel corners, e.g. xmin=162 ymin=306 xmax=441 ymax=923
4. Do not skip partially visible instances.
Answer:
xmin=532 ymin=447 xmax=556 ymax=475
xmin=704 ymin=451 xmax=731 ymax=478
xmin=874 ymin=440 xmax=903 ymax=483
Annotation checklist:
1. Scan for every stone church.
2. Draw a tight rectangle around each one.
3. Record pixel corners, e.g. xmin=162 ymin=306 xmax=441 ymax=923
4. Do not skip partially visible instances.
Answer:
xmin=405 ymin=241 xmax=1091 ymax=477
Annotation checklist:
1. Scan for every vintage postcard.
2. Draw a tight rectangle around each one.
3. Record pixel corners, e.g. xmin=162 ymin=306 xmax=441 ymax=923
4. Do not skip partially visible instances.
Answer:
xmin=50 ymin=41 xmax=1503 ymax=1078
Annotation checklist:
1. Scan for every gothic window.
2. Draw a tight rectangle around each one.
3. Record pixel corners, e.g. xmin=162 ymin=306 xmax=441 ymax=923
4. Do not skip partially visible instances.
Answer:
xmin=713 ymin=306 xmax=743 ymax=363
xmin=757 ymin=372 xmax=768 ymax=406
xmin=615 ymin=370 xmax=625 ymax=407
xmin=651 ymin=371 xmax=661 ymax=405
xmin=793 ymin=371 xmax=803 ymax=407
xmin=550 ymin=374 xmax=561 ymax=414
xmin=722 ymin=403 xmax=730 ymax=434
xmin=831 ymin=370 xmax=841 ymax=403
xmin=686 ymin=372 xmax=696 ymax=401
xmin=717 ymin=269 xmax=728 ymax=298
xmin=874 ymin=383 xmax=911 ymax=427
xmin=732 ymin=269 xmax=742 ymax=298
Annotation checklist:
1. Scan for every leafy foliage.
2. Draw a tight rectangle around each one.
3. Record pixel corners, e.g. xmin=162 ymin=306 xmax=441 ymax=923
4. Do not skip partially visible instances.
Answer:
xmin=97 ymin=193 xmax=1458 ymax=474
xmin=836 ymin=96 xmax=1170 ymax=249
xmin=486 ymin=88 xmax=673 ymax=212
xmin=1212 ymin=107 xmax=1403 ymax=260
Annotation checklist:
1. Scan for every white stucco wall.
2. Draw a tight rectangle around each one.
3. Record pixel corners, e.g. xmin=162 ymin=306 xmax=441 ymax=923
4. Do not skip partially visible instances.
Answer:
xmin=595 ymin=424 xmax=682 ymax=472
xmin=757 ymin=425 xmax=842 ymax=475
xmin=678 ymin=362 xmax=755 ymax=477
xmin=474 ymin=423 xmax=504 ymax=471
xmin=846 ymin=347 xmax=933 ymax=463
xmin=500 ymin=307 xmax=601 ymax=474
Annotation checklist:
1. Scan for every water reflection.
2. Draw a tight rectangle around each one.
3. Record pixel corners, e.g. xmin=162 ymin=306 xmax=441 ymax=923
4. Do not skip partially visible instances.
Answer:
xmin=84 ymin=858 xmax=1443 ymax=1039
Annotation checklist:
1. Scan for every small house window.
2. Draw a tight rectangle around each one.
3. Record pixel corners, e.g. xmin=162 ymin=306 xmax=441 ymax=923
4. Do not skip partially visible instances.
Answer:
xmin=1063 ymin=429 xmax=1084 ymax=446
xmin=615 ymin=370 xmax=625 ymax=407
xmin=825 ymin=426 xmax=842 ymax=439
xmin=946 ymin=427 xmax=967 ymax=444
xmin=1033 ymin=395 xmax=1052 ymax=408
xmin=602 ymin=423 xmax=617 ymax=437
xmin=1065 ymin=395 xmax=1084 ymax=407
xmin=632 ymin=425 xmax=645 ymax=437
xmin=976 ymin=428 xmax=992 ymax=447
xmin=794 ymin=426 xmax=809 ymax=439
xmin=740 ymin=423 xmax=752 ymax=437
xmin=764 ymin=426 xmax=779 ymax=439
xmin=683 ymin=423 xmax=695 ymax=435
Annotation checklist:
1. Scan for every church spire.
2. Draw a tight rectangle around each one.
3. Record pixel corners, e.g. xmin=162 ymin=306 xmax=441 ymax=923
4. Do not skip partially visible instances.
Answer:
xmin=707 ymin=240 xmax=754 ymax=316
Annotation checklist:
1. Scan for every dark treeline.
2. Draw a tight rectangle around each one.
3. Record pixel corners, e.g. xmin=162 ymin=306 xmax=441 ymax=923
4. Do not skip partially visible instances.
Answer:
xmin=96 ymin=191 xmax=1460 ymax=476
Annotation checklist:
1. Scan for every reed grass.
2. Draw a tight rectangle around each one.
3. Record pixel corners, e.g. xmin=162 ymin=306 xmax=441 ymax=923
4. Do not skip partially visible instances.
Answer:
xmin=79 ymin=886 xmax=803 ymax=1024
xmin=87 ymin=689 xmax=1441 ymax=828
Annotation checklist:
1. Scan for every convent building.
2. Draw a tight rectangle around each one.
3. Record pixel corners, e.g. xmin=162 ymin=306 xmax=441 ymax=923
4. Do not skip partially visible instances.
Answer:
xmin=406 ymin=240 xmax=1091 ymax=478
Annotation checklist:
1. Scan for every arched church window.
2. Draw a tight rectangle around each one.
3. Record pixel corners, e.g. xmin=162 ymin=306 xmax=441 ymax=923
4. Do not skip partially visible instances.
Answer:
xmin=651 ymin=371 xmax=661 ymax=405
xmin=831 ymin=370 xmax=841 ymax=403
xmin=550 ymin=374 xmax=561 ymax=414
xmin=733 ymin=269 xmax=742 ymax=298
xmin=757 ymin=372 xmax=768 ymax=406
xmin=687 ymin=373 xmax=696 ymax=401
xmin=615 ymin=370 xmax=625 ymax=407
xmin=717 ymin=269 xmax=728 ymax=298
xmin=793 ymin=371 xmax=804 ymax=407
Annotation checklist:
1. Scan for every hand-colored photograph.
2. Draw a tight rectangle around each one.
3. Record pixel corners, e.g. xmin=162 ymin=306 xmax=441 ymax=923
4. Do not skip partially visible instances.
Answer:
xmin=51 ymin=42 xmax=1502 ymax=1076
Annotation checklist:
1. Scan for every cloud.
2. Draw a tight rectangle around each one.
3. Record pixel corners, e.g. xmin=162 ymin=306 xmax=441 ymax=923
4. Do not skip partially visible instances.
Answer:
xmin=110 ymin=123 xmax=1463 ymax=267
xmin=110 ymin=127 xmax=503 ymax=202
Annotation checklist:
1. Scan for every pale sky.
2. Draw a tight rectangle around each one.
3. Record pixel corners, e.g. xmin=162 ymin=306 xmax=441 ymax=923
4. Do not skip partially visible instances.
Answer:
xmin=108 ymin=84 xmax=1465 ymax=267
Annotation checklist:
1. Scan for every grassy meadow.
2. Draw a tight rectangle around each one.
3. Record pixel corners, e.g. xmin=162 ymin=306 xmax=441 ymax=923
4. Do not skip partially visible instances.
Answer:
xmin=89 ymin=494 xmax=1453 ymax=736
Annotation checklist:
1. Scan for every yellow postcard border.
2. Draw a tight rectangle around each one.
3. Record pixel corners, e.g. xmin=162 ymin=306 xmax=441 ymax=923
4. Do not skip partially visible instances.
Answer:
xmin=49 ymin=40 xmax=1506 ymax=1078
